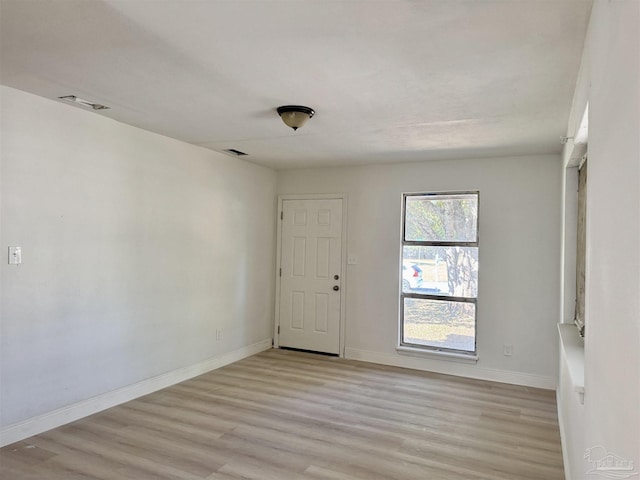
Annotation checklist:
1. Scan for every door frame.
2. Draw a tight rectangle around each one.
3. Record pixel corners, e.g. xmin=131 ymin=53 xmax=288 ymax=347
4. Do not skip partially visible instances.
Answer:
xmin=274 ymin=193 xmax=348 ymax=357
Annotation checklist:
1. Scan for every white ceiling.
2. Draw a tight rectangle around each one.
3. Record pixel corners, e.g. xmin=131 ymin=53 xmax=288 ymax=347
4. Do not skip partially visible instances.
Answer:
xmin=0 ymin=0 xmax=591 ymax=169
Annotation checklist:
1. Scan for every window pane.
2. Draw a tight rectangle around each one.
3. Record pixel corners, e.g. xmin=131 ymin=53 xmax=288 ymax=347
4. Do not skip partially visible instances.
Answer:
xmin=402 ymin=246 xmax=478 ymax=297
xmin=403 ymin=298 xmax=475 ymax=352
xmin=405 ymin=194 xmax=478 ymax=243
xmin=575 ymin=160 xmax=587 ymax=332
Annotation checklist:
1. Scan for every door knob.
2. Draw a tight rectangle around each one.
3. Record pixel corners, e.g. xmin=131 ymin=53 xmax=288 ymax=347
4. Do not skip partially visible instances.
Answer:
xmin=333 ymin=285 xmax=340 ymax=291
xmin=334 ymin=274 xmax=339 ymax=280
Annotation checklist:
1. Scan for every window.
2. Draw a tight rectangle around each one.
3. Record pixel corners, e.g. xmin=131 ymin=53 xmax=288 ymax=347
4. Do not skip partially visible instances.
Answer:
xmin=574 ymin=158 xmax=587 ymax=337
xmin=400 ymin=192 xmax=479 ymax=354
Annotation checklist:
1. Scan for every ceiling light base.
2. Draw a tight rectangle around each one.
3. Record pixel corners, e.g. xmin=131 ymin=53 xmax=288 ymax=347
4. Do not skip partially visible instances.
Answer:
xmin=277 ymin=105 xmax=315 ymax=131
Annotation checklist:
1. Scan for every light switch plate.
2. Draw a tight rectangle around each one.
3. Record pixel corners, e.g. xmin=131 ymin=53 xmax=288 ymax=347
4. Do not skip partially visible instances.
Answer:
xmin=8 ymin=246 xmax=22 ymax=265
xmin=347 ymin=254 xmax=357 ymax=265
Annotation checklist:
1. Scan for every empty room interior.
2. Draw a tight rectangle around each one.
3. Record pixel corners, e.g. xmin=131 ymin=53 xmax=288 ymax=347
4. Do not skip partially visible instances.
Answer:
xmin=1 ymin=1 xmax=638 ymax=479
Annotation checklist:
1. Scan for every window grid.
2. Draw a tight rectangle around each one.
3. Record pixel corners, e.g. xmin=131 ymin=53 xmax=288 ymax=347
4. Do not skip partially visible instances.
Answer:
xmin=400 ymin=192 xmax=479 ymax=355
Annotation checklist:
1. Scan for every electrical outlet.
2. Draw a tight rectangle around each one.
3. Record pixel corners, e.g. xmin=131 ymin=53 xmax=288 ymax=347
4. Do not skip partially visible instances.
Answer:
xmin=8 ymin=246 xmax=22 ymax=265
xmin=503 ymin=344 xmax=513 ymax=356
xmin=216 ymin=329 xmax=223 ymax=341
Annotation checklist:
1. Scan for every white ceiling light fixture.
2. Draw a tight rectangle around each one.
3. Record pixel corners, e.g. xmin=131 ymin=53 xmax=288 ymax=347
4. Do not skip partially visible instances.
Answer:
xmin=277 ymin=105 xmax=315 ymax=131
xmin=58 ymin=95 xmax=110 ymax=110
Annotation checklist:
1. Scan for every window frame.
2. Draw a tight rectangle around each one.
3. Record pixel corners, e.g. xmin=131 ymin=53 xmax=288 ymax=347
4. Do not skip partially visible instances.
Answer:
xmin=574 ymin=157 xmax=587 ymax=337
xmin=400 ymin=191 xmax=480 ymax=355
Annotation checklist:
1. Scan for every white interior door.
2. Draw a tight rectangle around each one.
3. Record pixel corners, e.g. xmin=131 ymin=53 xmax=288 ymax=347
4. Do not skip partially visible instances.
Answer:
xmin=278 ymin=198 xmax=343 ymax=354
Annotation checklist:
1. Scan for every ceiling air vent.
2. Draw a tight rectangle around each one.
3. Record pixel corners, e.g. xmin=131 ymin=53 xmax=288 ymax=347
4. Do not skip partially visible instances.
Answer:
xmin=58 ymin=95 xmax=110 ymax=110
xmin=223 ymin=149 xmax=248 ymax=157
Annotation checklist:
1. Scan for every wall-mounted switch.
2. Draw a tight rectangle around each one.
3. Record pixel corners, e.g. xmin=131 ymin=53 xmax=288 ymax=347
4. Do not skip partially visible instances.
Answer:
xmin=347 ymin=254 xmax=358 ymax=265
xmin=8 ymin=246 xmax=22 ymax=265
xmin=503 ymin=344 xmax=513 ymax=356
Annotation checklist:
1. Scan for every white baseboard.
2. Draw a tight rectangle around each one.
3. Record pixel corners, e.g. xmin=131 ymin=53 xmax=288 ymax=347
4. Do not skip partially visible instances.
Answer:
xmin=0 ymin=338 xmax=272 ymax=447
xmin=556 ymin=390 xmax=572 ymax=480
xmin=345 ymin=347 xmax=556 ymax=390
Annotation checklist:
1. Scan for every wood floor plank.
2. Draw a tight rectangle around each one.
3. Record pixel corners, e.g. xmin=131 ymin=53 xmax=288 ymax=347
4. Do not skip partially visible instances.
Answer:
xmin=0 ymin=349 xmax=565 ymax=479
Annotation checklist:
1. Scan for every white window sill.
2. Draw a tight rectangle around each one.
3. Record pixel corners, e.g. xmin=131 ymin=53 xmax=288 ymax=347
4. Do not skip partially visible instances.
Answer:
xmin=397 ymin=345 xmax=478 ymax=364
xmin=558 ymin=323 xmax=585 ymax=404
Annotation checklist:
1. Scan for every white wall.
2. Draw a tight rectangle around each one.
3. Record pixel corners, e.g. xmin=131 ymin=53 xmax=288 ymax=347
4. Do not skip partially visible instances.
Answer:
xmin=278 ymin=154 xmax=562 ymax=387
xmin=557 ymin=327 xmax=585 ymax=480
xmin=584 ymin=0 xmax=639 ymax=470
xmin=557 ymin=1 xmax=640 ymax=478
xmin=0 ymin=86 xmax=276 ymax=431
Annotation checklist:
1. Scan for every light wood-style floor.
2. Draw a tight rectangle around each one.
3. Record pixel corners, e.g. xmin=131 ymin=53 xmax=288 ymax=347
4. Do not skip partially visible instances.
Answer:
xmin=1 ymin=349 xmax=564 ymax=480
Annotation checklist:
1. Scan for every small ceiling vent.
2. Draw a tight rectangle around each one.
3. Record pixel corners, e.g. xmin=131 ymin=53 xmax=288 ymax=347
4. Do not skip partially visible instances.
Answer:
xmin=58 ymin=95 xmax=110 ymax=110
xmin=223 ymin=149 xmax=248 ymax=157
